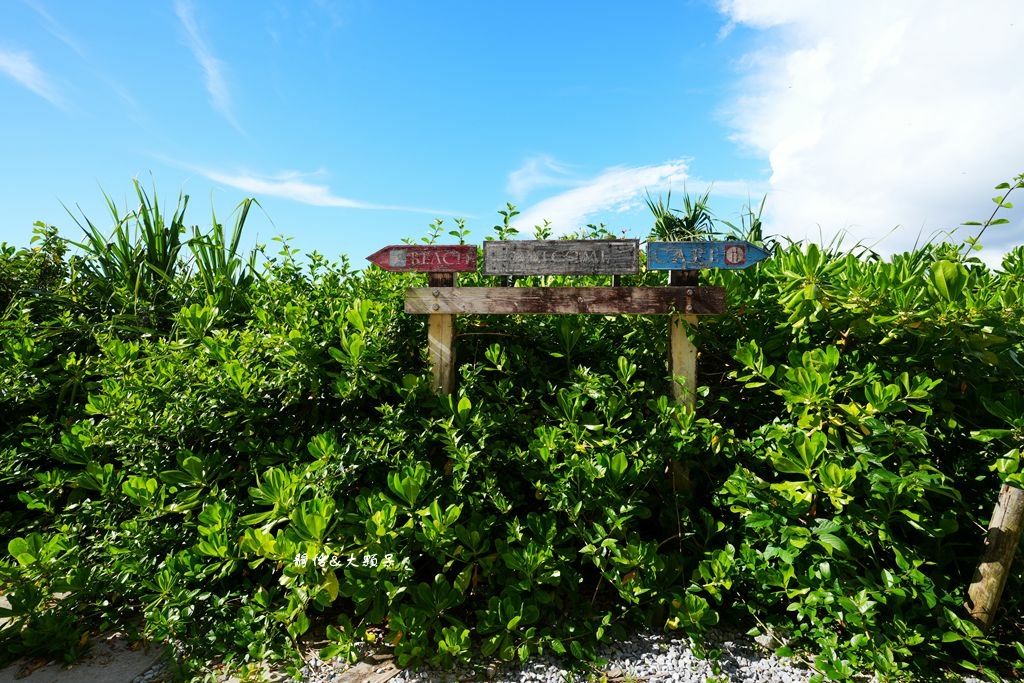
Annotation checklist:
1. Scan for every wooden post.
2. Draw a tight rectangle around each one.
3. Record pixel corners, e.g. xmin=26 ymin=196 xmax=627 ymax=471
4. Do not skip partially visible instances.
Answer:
xmin=967 ymin=484 xmax=1024 ymax=631
xmin=669 ymin=313 xmax=699 ymax=408
xmin=427 ymin=273 xmax=456 ymax=395
xmin=668 ymin=270 xmax=700 ymax=408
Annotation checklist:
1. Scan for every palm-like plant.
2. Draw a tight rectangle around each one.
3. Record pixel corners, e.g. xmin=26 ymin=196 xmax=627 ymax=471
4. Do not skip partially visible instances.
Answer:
xmin=65 ymin=178 xmax=186 ymax=319
xmin=64 ymin=179 xmax=263 ymax=329
xmin=645 ymin=187 xmax=715 ymax=241
xmin=186 ymin=197 xmax=262 ymax=314
xmin=720 ymin=194 xmax=767 ymax=243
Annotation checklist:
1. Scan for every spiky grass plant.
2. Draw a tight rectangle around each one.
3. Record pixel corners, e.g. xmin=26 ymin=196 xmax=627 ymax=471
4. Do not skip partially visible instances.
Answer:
xmin=65 ymin=178 xmax=186 ymax=320
xmin=645 ymin=187 xmax=715 ymax=242
xmin=64 ymin=179 xmax=263 ymax=328
xmin=186 ymin=196 xmax=262 ymax=314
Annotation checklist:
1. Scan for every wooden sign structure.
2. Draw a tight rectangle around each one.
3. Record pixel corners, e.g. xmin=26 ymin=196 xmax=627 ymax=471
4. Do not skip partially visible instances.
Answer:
xmin=368 ymin=239 xmax=767 ymax=405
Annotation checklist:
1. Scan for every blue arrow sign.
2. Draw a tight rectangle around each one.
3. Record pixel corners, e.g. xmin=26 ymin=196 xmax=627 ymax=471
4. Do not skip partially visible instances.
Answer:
xmin=646 ymin=240 xmax=770 ymax=271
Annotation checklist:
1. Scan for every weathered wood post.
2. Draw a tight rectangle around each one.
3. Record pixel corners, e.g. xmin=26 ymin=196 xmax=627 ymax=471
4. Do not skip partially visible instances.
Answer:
xmin=967 ymin=483 xmax=1024 ymax=631
xmin=668 ymin=269 xmax=700 ymax=409
xmin=427 ymin=272 xmax=456 ymax=395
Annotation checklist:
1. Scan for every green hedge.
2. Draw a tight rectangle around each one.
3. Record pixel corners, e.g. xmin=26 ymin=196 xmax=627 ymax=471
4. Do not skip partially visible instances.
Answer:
xmin=1 ymin=181 xmax=1022 ymax=680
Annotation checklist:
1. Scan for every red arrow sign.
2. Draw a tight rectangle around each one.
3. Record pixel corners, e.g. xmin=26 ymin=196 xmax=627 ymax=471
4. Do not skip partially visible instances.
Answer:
xmin=366 ymin=245 xmax=477 ymax=272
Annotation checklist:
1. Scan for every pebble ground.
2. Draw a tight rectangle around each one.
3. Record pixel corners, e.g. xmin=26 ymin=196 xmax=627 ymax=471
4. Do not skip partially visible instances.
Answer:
xmin=130 ymin=629 xmax=1000 ymax=682
xmin=297 ymin=629 xmax=816 ymax=683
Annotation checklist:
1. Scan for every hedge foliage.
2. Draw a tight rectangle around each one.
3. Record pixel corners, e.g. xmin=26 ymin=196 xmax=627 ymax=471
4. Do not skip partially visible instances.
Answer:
xmin=1 ymin=177 xmax=1023 ymax=680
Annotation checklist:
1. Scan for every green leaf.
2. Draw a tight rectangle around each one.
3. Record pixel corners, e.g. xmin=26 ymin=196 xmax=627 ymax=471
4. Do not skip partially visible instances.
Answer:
xmin=387 ymin=463 xmax=429 ymax=508
xmin=849 ymin=633 xmax=870 ymax=648
xmin=291 ymin=498 xmax=334 ymax=542
xmin=454 ymin=565 xmax=473 ymax=594
xmin=609 ymin=451 xmax=628 ymax=480
xmin=457 ymin=395 xmax=472 ymax=423
xmin=929 ymin=260 xmax=967 ymax=302
xmin=324 ymin=571 xmax=339 ymax=601
xmin=7 ymin=533 xmax=66 ymax=567
xmin=8 ymin=537 xmax=37 ymax=566
xmin=816 ymin=533 xmax=849 ymax=556
xmin=287 ymin=611 xmax=311 ymax=639
xmin=616 ymin=355 xmax=637 ymax=384
xmin=319 ymin=643 xmax=349 ymax=661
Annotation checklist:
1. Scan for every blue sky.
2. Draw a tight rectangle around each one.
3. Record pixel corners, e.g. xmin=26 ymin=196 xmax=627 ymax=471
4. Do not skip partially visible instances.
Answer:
xmin=2 ymin=1 xmax=1022 ymax=267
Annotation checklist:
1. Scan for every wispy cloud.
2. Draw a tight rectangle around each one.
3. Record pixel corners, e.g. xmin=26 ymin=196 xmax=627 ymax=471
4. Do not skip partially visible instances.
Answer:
xmin=311 ymin=0 xmax=346 ymax=30
xmin=174 ymin=0 xmax=241 ymax=132
xmin=506 ymin=155 xmax=580 ymax=200
xmin=717 ymin=0 xmax=1024 ymax=257
xmin=22 ymin=0 xmax=141 ymax=115
xmin=0 ymin=48 xmax=64 ymax=107
xmin=188 ymin=165 xmax=464 ymax=216
xmin=510 ymin=159 xmax=765 ymax=235
xmin=22 ymin=0 xmax=84 ymax=56
xmin=512 ymin=160 xmax=693 ymax=234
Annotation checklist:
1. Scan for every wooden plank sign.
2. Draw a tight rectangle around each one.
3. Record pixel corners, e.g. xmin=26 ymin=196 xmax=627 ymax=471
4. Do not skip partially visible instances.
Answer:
xmin=366 ymin=245 xmax=476 ymax=272
xmin=647 ymin=240 xmax=769 ymax=271
xmin=483 ymin=239 xmax=639 ymax=277
xmin=406 ymin=286 xmax=725 ymax=315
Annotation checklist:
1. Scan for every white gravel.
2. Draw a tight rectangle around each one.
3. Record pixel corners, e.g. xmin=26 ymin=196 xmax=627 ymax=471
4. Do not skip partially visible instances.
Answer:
xmin=126 ymin=628 xmax=1001 ymax=683
xmin=295 ymin=629 xmax=817 ymax=683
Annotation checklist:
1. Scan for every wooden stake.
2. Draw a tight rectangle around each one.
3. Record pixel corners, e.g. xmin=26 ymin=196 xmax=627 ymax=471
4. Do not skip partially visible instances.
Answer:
xmin=427 ymin=273 xmax=456 ymax=395
xmin=669 ymin=313 xmax=699 ymax=408
xmin=967 ymin=484 xmax=1024 ymax=631
xmin=668 ymin=270 xmax=700 ymax=408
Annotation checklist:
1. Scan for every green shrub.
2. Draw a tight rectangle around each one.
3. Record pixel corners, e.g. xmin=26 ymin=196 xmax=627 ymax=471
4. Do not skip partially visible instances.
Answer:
xmin=1 ymin=177 xmax=1022 ymax=681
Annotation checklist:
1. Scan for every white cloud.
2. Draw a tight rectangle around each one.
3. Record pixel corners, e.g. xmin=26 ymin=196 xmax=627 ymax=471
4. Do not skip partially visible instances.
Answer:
xmin=717 ymin=0 xmax=1024 ymax=258
xmin=506 ymin=155 xmax=579 ymax=200
xmin=22 ymin=0 xmax=142 ymax=117
xmin=512 ymin=160 xmax=692 ymax=234
xmin=0 ymin=48 xmax=64 ymax=107
xmin=23 ymin=0 xmax=84 ymax=57
xmin=510 ymin=159 xmax=766 ymax=235
xmin=191 ymin=166 xmax=463 ymax=215
xmin=175 ymin=0 xmax=241 ymax=132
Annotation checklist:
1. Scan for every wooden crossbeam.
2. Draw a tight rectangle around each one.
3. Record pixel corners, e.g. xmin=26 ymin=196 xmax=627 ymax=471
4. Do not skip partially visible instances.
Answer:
xmin=405 ymin=286 xmax=725 ymax=316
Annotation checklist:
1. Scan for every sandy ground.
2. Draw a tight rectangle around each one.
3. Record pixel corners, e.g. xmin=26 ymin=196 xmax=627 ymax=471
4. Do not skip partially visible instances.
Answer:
xmin=0 ymin=594 xmax=162 ymax=683
xmin=0 ymin=634 xmax=163 ymax=683
xmin=0 ymin=595 xmax=401 ymax=683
